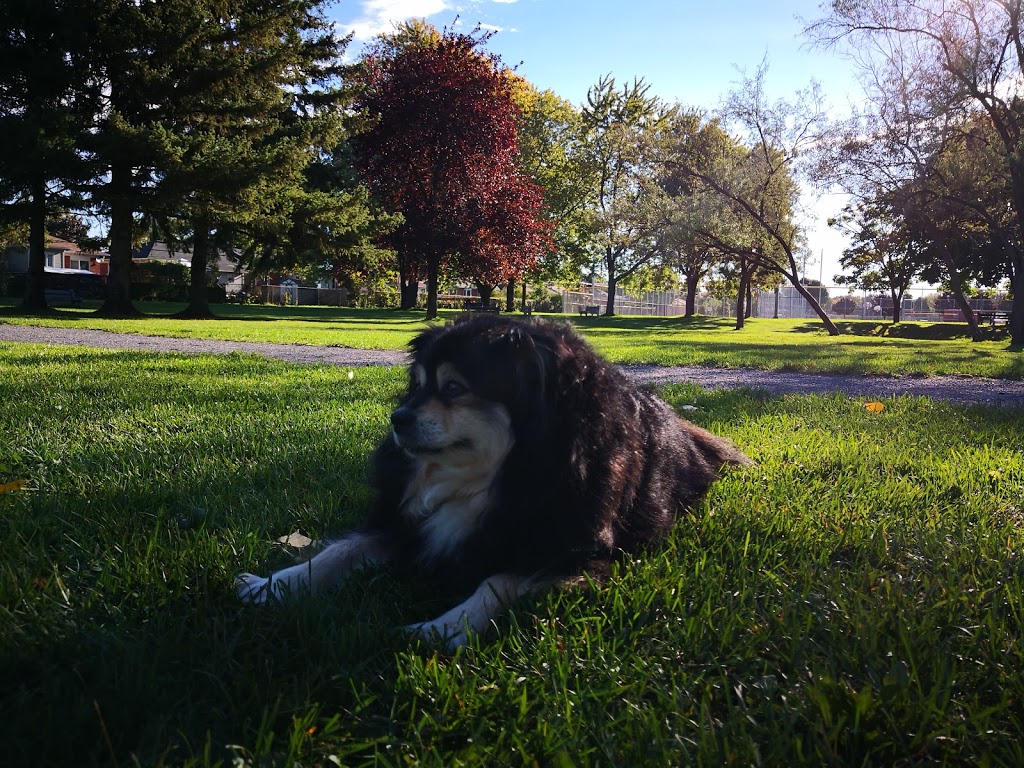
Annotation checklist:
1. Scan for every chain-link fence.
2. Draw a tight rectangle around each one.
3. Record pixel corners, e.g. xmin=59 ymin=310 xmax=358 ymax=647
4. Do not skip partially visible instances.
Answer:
xmin=561 ymin=286 xmax=688 ymax=316
xmin=701 ymin=286 xmax=1013 ymax=322
xmin=245 ymin=281 xmax=1009 ymax=322
xmin=557 ymin=284 xmax=1012 ymax=322
xmin=252 ymin=284 xmax=349 ymax=306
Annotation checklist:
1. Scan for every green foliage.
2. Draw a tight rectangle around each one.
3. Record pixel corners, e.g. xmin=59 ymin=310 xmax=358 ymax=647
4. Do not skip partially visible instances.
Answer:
xmin=354 ymin=24 xmax=550 ymax=317
xmin=1 ymin=345 xmax=1023 ymax=765
xmin=512 ymin=82 xmax=595 ymax=284
xmin=133 ymin=259 xmax=191 ymax=286
xmin=0 ymin=0 xmax=98 ymax=310
xmin=579 ymin=74 xmax=667 ymax=314
xmin=526 ymin=283 xmax=564 ymax=312
xmin=662 ymin=64 xmax=837 ymax=333
xmin=130 ymin=259 xmax=200 ymax=302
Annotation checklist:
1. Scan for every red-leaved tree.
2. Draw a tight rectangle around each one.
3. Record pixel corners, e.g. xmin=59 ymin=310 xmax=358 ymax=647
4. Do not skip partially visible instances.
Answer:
xmin=353 ymin=25 xmax=551 ymax=318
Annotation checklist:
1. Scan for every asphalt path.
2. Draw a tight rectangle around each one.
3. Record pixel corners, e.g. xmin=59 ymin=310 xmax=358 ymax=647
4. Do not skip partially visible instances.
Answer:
xmin=2 ymin=323 xmax=1022 ymax=408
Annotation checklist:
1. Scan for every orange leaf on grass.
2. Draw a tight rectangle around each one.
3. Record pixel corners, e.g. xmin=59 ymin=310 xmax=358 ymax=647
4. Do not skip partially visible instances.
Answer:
xmin=0 ymin=479 xmax=28 ymax=493
xmin=864 ymin=402 xmax=885 ymax=414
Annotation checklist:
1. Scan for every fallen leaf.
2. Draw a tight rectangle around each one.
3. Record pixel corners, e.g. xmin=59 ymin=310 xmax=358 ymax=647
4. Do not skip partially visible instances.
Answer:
xmin=864 ymin=402 xmax=884 ymax=414
xmin=276 ymin=530 xmax=314 ymax=549
xmin=0 ymin=479 xmax=28 ymax=494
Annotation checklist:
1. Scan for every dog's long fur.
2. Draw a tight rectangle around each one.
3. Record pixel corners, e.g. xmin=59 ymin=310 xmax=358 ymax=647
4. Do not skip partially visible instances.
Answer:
xmin=238 ymin=315 xmax=749 ymax=647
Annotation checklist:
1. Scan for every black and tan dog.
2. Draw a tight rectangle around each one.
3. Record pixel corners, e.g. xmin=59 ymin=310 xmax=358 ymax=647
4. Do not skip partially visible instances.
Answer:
xmin=238 ymin=315 xmax=749 ymax=647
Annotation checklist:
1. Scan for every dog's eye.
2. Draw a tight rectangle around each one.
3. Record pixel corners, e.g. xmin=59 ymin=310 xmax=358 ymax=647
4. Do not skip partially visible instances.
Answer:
xmin=441 ymin=380 xmax=468 ymax=398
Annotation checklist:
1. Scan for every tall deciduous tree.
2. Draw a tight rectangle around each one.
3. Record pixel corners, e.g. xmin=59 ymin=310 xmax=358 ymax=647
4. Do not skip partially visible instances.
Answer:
xmin=354 ymin=25 xmax=549 ymax=319
xmin=0 ymin=0 xmax=97 ymax=312
xmin=897 ymin=127 xmax=1012 ymax=339
xmin=581 ymin=75 xmax=667 ymax=316
xmin=511 ymin=81 xmax=594 ymax=308
xmin=808 ymin=0 xmax=1024 ymax=346
xmin=664 ymin=65 xmax=840 ymax=334
xmin=655 ymin=108 xmax=739 ymax=317
xmin=831 ymin=198 xmax=926 ymax=323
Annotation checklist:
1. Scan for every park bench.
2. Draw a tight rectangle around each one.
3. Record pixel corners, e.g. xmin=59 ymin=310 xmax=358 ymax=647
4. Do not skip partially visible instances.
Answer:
xmin=463 ymin=299 xmax=500 ymax=313
xmin=975 ymin=310 xmax=1011 ymax=326
xmin=578 ymin=305 xmax=600 ymax=317
xmin=44 ymin=288 xmax=82 ymax=307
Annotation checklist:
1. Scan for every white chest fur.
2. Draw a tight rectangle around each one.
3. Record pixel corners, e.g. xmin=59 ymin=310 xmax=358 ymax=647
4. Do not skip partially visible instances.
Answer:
xmin=402 ymin=440 xmax=512 ymax=561
xmin=402 ymin=461 xmax=497 ymax=561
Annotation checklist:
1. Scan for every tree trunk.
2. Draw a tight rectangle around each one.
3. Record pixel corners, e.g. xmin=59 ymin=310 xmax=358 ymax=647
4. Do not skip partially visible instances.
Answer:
xmin=505 ymin=281 xmax=515 ymax=313
xmin=789 ymin=275 xmax=839 ymax=335
xmin=22 ymin=181 xmax=48 ymax=312
xmin=399 ymin=275 xmax=418 ymax=310
xmin=96 ymin=156 xmax=141 ymax=317
xmin=521 ymin=281 xmax=527 ymax=312
xmin=1010 ymin=250 xmax=1024 ymax=348
xmin=177 ymin=219 xmax=216 ymax=319
xmin=1004 ymin=166 xmax=1024 ymax=347
xmin=773 ymin=285 xmax=780 ymax=319
xmin=943 ymin=252 xmax=982 ymax=342
xmin=684 ymin=273 xmax=698 ymax=317
xmin=890 ymin=288 xmax=903 ymax=324
xmin=604 ymin=272 xmax=616 ymax=317
xmin=735 ymin=264 xmax=749 ymax=330
xmin=476 ymin=284 xmax=494 ymax=307
xmin=744 ymin=280 xmax=753 ymax=319
xmin=425 ymin=255 xmax=439 ymax=320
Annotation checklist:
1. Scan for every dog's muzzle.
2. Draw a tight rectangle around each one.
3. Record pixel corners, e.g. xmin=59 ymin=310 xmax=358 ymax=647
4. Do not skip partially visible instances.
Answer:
xmin=390 ymin=405 xmax=416 ymax=436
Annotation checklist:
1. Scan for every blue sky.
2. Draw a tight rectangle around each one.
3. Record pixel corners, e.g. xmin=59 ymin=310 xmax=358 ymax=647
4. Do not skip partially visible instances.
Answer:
xmin=329 ymin=0 xmax=863 ymax=281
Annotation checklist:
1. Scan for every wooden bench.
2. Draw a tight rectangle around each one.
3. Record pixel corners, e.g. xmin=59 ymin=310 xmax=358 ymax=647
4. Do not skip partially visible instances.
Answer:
xmin=44 ymin=288 xmax=82 ymax=307
xmin=578 ymin=304 xmax=600 ymax=317
xmin=463 ymin=300 xmax=500 ymax=313
xmin=975 ymin=310 xmax=1011 ymax=326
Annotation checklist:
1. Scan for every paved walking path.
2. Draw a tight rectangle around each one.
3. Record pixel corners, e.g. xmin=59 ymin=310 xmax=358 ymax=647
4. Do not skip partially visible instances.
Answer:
xmin=2 ymin=323 xmax=1023 ymax=407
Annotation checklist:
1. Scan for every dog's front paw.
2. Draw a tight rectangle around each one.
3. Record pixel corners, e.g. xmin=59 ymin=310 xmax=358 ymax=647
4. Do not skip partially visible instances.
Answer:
xmin=236 ymin=573 xmax=272 ymax=604
xmin=404 ymin=620 xmax=469 ymax=651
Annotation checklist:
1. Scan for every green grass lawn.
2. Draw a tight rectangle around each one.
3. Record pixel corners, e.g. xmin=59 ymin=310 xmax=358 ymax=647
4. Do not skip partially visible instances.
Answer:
xmin=2 ymin=343 xmax=1023 ymax=766
xmin=2 ymin=299 xmax=1022 ymax=378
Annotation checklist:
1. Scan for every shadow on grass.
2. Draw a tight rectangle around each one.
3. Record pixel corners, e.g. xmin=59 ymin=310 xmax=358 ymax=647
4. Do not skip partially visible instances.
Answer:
xmin=570 ymin=314 xmax=731 ymax=333
xmin=0 ymin=300 xmax=434 ymax=326
xmin=790 ymin=319 xmax=1013 ymax=343
xmin=0 ymin=302 xmax=106 ymax=318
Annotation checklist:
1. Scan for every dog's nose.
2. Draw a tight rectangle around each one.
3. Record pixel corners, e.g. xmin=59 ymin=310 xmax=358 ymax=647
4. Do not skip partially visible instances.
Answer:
xmin=390 ymin=406 xmax=416 ymax=432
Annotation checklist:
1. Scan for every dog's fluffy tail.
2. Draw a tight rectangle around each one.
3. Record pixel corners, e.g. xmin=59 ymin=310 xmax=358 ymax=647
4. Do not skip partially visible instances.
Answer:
xmin=689 ymin=423 xmax=754 ymax=471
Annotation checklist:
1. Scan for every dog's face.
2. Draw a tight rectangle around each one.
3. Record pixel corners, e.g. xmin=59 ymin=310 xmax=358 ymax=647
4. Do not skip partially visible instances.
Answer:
xmin=390 ymin=356 xmax=515 ymax=468
xmin=390 ymin=318 xmax=549 ymax=468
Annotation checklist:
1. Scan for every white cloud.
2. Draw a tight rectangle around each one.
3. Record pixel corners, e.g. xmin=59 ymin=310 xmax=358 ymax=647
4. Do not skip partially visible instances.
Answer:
xmin=491 ymin=0 xmax=519 ymax=3
xmin=344 ymin=0 xmax=453 ymax=42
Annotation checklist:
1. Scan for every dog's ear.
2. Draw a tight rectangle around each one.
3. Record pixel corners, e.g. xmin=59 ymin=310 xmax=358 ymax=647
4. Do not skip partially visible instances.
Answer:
xmin=408 ymin=323 xmax=447 ymax=356
xmin=484 ymin=324 xmax=554 ymax=434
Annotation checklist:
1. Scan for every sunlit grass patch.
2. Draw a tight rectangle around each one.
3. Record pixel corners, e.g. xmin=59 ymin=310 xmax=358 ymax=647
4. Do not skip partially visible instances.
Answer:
xmin=1 ymin=344 xmax=1023 ymax=765
xmin=2 ymin=303 xmax=1021 ymax=378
